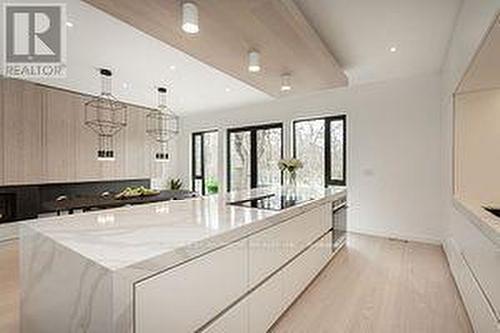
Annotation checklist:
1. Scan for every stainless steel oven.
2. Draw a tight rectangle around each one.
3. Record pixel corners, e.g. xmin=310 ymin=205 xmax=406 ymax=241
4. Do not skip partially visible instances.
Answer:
xmin=332 ymin=197 xmax=347 ymax=251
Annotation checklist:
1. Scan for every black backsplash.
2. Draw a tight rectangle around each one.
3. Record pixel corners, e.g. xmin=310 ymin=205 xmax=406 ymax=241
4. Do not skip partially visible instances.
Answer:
xmin=0 ymin=179 xmax=150 ymax=223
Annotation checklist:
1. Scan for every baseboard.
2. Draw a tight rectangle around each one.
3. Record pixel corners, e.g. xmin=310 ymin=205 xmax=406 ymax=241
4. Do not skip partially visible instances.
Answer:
xmin=347 ymin=227 xmax=442 ymax=245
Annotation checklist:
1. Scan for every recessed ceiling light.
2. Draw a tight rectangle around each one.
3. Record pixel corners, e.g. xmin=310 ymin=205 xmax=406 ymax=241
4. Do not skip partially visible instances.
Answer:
xmin=122 ymin=83 xmax=129 ymax=89
xmin=281 ymin=74 xmax=292 ymax=92
xmin=182 ymin=2 xmax=199 ymax=34
xmin=169 ymin=65 xmax=176 ymax=71
xmin=66 ymin=21 xmax=74 ymax=28
xmin=248 ymin=50 xmax=261 ymax=72
xmin=389 ymin=46 xmax=397 ymax=53
xmin=225 ymin=87 xmax=231 ymax=92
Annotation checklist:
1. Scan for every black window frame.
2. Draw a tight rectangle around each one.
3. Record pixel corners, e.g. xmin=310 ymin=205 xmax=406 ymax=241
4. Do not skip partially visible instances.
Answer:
xmin=226 ymin=123 xmax=284 ymax=192
xmin=191 ymin=130 xmax=218 ymax=195
xmin=292 ymin=115 xmax=347 ymax=187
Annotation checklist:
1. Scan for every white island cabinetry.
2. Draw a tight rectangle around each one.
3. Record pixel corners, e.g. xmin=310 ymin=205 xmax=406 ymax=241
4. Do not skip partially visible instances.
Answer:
xmin=20 ymin=186 xmax=346 ymax=333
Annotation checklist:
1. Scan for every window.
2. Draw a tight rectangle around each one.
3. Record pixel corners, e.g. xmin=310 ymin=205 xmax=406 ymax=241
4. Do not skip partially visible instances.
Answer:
xmin=293 ymin=115 xmax=346 ymax=187
xmin=192 ymin=131 xmax=219 ymax=195
xmin=227 ymin=123 xmax=283 ymax=191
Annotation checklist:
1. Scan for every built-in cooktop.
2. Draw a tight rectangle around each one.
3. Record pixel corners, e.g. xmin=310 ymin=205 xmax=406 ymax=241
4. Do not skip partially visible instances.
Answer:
xmin=229 ymin=194 xmax=312 ymax=211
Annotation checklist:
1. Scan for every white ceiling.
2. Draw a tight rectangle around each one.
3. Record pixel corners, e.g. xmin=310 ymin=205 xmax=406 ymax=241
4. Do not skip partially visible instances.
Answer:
xmin=1 ymin=0 xmax=464 ymax=113
xmin=0 ymin=0 xmax=272 ymax=114
xmin=294 ymin=0 xmax=463 ymax=85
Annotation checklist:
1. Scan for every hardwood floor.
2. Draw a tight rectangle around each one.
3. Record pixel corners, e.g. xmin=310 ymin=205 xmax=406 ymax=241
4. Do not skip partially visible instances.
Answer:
xmin=0 ymin=240 xmax=19 ymax=333
xmin=272 ymin=234 xmax=473 ymax=333
xmin=0 ymin=234 xmax=472 ymax=333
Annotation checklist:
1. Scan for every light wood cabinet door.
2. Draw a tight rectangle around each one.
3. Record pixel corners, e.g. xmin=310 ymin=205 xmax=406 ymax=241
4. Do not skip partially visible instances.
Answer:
xmin=41 ymin=87 xmax=79 ymax=182
xmin=1 ymin=79 xmax=158 ymax=184
xmin=124 ymin=106 xmax=150 ymax=179
xmin=2 ymin=79 xmax=43 ymax=185
xmin=0 ymin=78 xmax=5 ymax=185
xmin=75 ymin=94 xmax=103 ymax=181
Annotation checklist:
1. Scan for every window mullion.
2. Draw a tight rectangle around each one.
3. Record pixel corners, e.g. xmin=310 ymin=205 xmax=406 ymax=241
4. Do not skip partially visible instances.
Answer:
xmin=325 ymin=118 xmax=332 ymax=187
xmin=250 ymin=130 xmax=258 ymax=189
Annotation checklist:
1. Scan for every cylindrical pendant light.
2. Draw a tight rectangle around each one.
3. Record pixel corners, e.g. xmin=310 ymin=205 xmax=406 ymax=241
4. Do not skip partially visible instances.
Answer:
xmin=182 ymin=2 xmax=199 ymax=34
xmin=281 ymin=74 xmax=292 ymax=92
xmin=248 ymin=50 xmax=261 ymax=72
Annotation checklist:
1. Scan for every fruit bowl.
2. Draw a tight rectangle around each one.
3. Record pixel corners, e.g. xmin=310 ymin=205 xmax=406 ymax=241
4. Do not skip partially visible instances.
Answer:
xmin=114 ymin=186 xmax=160 ymax=200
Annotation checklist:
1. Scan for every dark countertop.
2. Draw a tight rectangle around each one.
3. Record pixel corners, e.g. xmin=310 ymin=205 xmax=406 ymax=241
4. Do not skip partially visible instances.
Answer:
xmin=41 ymin=190 xmax=197 ymax=213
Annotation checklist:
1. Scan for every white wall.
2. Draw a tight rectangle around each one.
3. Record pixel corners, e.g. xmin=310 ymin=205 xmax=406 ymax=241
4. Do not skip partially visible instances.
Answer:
xmin=177 ymin=74 xmax=443 ymax=243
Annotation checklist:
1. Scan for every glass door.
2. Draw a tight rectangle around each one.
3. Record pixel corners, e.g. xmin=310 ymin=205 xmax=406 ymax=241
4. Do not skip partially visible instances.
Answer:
xmin=192 ymin=131 xmax=219 ymax=195
xmin=227 ymin=123 xmax=283 ymax=191
xmin=326 ymin=116 xmax=346 ymax=186
xmin=293 ymin=115 xmax=346 ymax=187
xmin=228 ymin=130 xmax=252 ymax=191
xmin=256 ymin=126 xmax=282 ymax=187
xmin=293 ymin=118 xmax=325 ymax=187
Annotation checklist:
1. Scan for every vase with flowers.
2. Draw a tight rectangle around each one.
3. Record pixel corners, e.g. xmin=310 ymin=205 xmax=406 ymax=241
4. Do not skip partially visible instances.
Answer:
xmin=277 ymin=158 xmax=303 ymax=188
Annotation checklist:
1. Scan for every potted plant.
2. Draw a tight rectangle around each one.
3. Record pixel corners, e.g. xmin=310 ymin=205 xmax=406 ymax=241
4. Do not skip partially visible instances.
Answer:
xmin=169 ymin=178 xmax=183 ymax=191
xmin=206 ymin=178 xmax=219 ymax=194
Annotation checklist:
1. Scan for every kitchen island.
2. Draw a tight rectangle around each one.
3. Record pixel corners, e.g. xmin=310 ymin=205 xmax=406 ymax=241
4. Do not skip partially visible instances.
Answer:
xmin=20 ymin=186 xmax=346 ymax=333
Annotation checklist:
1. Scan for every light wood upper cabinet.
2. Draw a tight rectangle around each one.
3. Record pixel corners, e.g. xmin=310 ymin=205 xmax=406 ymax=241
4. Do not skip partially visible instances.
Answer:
xmin=0 ymin=79 xmax=155 ymax=185
xmin=75 ymin=93 xmax=106 ymax=181
xmin=0 ymin=78 xmax=5 ymax=185
xmin=124 ymin=105 xmax=150 ymax=179
xmin=41 ymin=87 xmax=78 ymax=182
xmin=2 ymin=79 xmax=43 ymax=185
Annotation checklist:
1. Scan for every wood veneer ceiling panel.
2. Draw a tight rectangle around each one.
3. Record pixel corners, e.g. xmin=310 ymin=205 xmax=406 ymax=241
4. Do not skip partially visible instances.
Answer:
xmin=82 ymin=0 xmax=348 ymax=97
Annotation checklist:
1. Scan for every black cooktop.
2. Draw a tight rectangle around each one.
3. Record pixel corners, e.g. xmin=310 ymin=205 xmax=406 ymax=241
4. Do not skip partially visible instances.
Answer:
xmin=229 ymin=194 xmax=311 ymax=211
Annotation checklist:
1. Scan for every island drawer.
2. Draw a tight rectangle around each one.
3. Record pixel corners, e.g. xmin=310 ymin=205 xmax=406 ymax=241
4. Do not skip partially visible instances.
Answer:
xmin=248 ymin=203 xmax=331 ymax=287
xmin=247 ymin=231 xmax=332 ymax=333
xmin=202 ymin=230 xmax=334 ymax=333
xmin=134 ymin=239 xmax=248 ymax=333
xmin=202 ymin=298 xmax=249 ymax=333
xmin=282 ymin=231 xmax=332 ymax=309
xmin=459 ymin=219 xmax=500 ymax=319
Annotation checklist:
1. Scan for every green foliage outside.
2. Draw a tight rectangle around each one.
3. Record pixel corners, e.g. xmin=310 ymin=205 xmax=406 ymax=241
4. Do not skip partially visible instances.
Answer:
xmin=206 ymin=177 xmax=219 ymax=194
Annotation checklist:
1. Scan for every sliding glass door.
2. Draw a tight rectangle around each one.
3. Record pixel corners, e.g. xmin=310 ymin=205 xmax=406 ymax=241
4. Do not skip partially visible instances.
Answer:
xmin=293 ymin=118 xmax=325 ymax=188
xmin=293 ymin=115 xmax=346 ymax=187
xmin=192 ymin=131 xmax=219 ymax=195
xmin=228 ymin=130 xmax=251 ymax=191
xmin=327 ymin=116 xmax=346 ymax=185
xmin=227 ymin=123 xmax=283 ymax=191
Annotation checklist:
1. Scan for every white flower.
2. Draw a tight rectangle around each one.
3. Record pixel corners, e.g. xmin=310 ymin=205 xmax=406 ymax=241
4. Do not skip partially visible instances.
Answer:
xmin=277 ymin=158 xmax=303 ymax=173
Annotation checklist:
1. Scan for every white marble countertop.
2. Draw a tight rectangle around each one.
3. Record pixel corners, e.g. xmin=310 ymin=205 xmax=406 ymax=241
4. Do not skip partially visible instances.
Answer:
xmin=453 ymin=196 xmax=500 ymax=247
xmin=22 ymin=186 xmax=346 ymax=272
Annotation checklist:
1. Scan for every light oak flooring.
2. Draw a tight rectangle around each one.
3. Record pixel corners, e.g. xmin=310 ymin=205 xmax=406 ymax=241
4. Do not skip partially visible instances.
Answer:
xmin=0 ymin=234 xmax=472 ymax=333
xmin=0 ymin=240 xmax=19 ymax=333
xmin=272 ymin=234 xmax=473 ymax=333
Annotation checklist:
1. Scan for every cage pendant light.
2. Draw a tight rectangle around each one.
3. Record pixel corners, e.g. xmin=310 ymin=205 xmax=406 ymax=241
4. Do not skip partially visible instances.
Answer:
xmin=146 ymin=87 xmax=179 ymax=161
xmin=84 ymin=68 xmax=127 ymax=161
